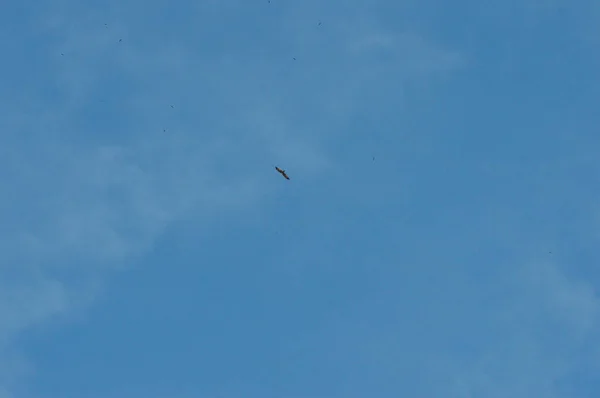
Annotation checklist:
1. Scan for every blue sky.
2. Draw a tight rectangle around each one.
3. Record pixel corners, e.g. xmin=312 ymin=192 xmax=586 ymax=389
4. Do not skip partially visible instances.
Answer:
xmin=1 ymin=0 xmax=599 ymax=397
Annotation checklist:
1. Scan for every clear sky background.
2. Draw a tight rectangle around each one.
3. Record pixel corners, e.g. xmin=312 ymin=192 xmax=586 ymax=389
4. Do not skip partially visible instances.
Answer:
xmin=1 ymin=0 xmax=599 ymax=397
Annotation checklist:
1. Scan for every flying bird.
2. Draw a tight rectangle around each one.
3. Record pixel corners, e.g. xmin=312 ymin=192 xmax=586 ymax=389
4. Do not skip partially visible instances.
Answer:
xmin=275 ymin=166 xmax=290 ymax=180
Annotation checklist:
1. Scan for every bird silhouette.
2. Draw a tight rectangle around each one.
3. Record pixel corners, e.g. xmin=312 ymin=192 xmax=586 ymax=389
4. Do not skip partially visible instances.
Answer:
xmin=275 ymin=166 xmax=290 ymax=180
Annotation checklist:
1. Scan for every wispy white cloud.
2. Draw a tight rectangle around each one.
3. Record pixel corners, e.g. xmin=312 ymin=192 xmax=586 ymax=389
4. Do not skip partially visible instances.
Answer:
xmin=309 ymin=251 xmax=600 ymax=398
xmin=444 ymin=260 xmax=600 ymax=398
xmin=0 ymin=1 xmax=466 ymax=396
xmin=0 ymin=277 xmax=65 ymax=398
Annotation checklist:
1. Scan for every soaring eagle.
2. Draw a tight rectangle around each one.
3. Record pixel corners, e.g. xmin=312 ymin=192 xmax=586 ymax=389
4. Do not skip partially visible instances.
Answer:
xmin=275 ymin=166 xmax=290 ymax=180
